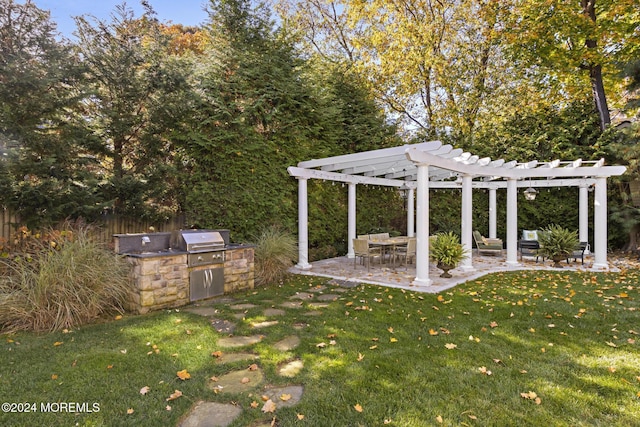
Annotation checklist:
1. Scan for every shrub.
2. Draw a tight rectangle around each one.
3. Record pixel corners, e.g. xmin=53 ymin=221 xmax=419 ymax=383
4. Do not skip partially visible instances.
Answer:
xmin=429 ymin=231 xmax=468 ymax=266
xmin=0 ymin=225 xmax=131 ymax=333
xmin=538 ymin=224 xmax=580 ymax=259
xmin=253 ymin=226 xmax=297 ymax=286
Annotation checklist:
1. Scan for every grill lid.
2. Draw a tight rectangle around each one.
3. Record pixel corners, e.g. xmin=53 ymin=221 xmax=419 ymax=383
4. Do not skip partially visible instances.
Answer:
xmin=172 ymin=230 xmax=225 ymax=252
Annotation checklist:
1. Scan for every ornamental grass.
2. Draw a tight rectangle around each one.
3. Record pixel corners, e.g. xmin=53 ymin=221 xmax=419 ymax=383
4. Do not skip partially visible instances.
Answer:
xmin=0 ymin=225 xmax=131 ymax=333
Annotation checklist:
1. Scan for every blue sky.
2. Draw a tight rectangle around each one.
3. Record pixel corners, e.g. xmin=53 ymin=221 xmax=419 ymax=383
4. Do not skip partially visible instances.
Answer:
xmin=30 ymin=0 xmax=210 ymax=38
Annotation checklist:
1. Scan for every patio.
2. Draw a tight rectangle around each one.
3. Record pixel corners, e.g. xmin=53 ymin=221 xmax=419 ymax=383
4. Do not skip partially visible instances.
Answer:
xmin=290 ymin=251 xmax=623 ymax=294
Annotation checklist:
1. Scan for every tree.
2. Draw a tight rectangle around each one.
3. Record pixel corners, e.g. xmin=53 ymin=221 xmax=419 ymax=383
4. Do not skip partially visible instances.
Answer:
xmin=0 ymin=0 xmax=99 ymax=227
xmin=503 ymin=0 xmax=639 ymax=131
xmin=279 ymin=0 xmax=515 ymax=141
xmin=74 ymin=3 xmax=194 ymax=220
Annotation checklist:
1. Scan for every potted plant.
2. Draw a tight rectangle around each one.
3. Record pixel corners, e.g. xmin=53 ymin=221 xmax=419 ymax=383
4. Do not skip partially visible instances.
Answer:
xmin=537 ymin=224 xmax=579 ymax=268
xmin=429 ymin=232 xmax=468 ymax=278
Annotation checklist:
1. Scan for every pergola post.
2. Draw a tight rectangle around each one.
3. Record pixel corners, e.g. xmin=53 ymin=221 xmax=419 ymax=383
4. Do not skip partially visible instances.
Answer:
xmin=407 ymin=188 xmax=415 ymax=237
xmin=506 ymin=178 xmax=519 ymax=268
xmin=413 ymin=164 xmax=432 ymax=286
xmin=489 ymin=187 xmax=497 ymax=239
xmin=592 ymin=177 xmax=608 ymax=270
xmin=296 ymin=177 xmax=312 ymax=269
xmin=347 ymin=182 xmax=356 ymax=259
xmin=578 ymin=184 xmax=589 ymax=248
xmin=460 ymin=174 xmax=474 ymax=271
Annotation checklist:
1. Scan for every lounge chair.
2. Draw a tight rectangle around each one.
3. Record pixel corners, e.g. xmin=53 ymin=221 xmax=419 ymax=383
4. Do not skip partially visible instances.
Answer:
xmin=473 ymin=231 xmax=503 ymax=255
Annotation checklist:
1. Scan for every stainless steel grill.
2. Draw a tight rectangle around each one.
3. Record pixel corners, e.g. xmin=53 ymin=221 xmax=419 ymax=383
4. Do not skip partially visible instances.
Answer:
xmin=171 ymin=230 xmax=227 ymax=300
xmin=171 ymin=230 xmax=225 ymax=253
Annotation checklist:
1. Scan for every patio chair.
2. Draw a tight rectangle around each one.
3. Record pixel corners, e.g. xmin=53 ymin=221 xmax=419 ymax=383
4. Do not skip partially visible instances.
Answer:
xmin=472 ymin=231 xmax=503 ymax=255
xmin=519 ymin=229 xmax=544 ymax=262
xmin=393 ymin=237 xmax=416 ymax=268
xmin=353 ymin=238 xmax=382 ymax=271
xmin=567 ymin=242 xmax=589 ymax=265
xmin=518 ymin=239 xmax=542 ymax=262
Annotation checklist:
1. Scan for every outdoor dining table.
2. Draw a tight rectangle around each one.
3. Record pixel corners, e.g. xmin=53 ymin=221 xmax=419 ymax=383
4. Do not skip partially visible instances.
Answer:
xmin=368 ymin=236 xmax=409 ymax=268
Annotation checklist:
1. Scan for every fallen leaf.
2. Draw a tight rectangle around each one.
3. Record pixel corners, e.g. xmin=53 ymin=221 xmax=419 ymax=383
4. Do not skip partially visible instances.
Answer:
xmin=297 ymin=413 xmax=305 ymax=420
xmin=520 ymin=391 xmax=541 ymax=404
xmin=369 ymin=345 xmax=378 ymax=350
xmin=248 ymin=364 xmax=258 ymax=371
xmin=120 ymin=349 xmax=127 ymax=354
xmin=262 ymin=399 xmax=276 ymax=413
xmin=51 ymin=374 xmax=58 ymax=380
xmin=489 ymin=321 xmax=498 ymax=328
xmin=211 ymin=351 xmax=223 ymax=358
xmin=166 ymin=405 xmax=172 ymax=411
xmin=436 ymin=415 xmax=443 ymax=423
xmin=445 ymin=343 xmax=457 ymax=350
xmin=114 ymin=315 xmax=123 ymax=320
xmin=140 ymin=386 xmax=150 ymax=395
xmin=478 ymin=366 xmax=492 ymax=375
xmin=280 ymin=394 xmax=292 ymax=401
xmin=53 ymin=341 xmax=63 ymax=346
xmin=177 ymin=369 xmax=191 ymax=380
xmin=388 ymin=327 xmax=394 ymax=333
xmin=261 ymin=395 xmax=270 ymax=401
xmin=210 ymin=376 xmax=219 ymax=382
xmin=606 ymin=342 xmax=618 ymax=348
xmin=354 ymin=403 xmax=363 ymax=412
xmin=316 ymin=342 xmax=327 ymax=348
xmin=127 ymin=408 xmax=134 ymax=414
xmin=250 ymin=401 xmax=259 ymax=408
xmin=241 ymin=377 xmax=250 ymax=384
xmin=390 ymin=337 xmax=398 ymax=343
xmin=166 ymin=390 xmax=183 ymax=401
xmin=429 ymin=329 xmax=439 ymax=336
xmin=357 ymin=353 xmax=365 ymax=361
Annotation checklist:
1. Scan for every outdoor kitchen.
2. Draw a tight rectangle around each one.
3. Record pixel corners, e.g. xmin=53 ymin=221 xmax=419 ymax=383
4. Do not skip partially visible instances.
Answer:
xmin=114 ymin=229 xmax=254 ymax=314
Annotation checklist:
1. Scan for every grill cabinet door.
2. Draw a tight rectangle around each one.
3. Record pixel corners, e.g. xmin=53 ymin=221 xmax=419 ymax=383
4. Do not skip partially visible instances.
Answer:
xmin=190 ymin=267 xmax=224 ymax=301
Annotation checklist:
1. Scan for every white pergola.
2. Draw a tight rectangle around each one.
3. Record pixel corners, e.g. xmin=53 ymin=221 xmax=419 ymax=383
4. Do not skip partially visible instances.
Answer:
xmin=287 ymin=141 xmax=627 ymax=286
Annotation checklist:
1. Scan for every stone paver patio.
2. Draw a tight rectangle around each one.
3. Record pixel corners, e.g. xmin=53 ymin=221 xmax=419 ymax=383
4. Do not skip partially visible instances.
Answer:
xmin=289 ymin=250 xmax=619 ymax=293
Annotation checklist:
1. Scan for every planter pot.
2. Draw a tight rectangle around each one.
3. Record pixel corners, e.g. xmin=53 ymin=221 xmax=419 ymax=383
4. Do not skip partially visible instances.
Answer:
xmin=437 ymin=262 xmax=455 ymax=278
xmin=551 ymin=254 xmax=567 ymax=268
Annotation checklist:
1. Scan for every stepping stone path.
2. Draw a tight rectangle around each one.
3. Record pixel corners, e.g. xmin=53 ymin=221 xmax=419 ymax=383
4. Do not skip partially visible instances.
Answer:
xmin=180 ymin=282 xmax=351 ymax=426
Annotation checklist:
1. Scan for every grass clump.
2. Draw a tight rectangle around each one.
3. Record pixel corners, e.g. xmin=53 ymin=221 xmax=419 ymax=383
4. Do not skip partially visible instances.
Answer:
xmin=0 ymin=225 xmax=131 ymax=333
xmin=253 ymin=225 xmax=297 ymax=286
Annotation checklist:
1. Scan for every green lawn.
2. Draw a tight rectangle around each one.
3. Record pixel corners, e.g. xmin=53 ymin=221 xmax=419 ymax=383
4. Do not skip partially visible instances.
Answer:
xmin=1 ymin=269 xmax=639 ymax=426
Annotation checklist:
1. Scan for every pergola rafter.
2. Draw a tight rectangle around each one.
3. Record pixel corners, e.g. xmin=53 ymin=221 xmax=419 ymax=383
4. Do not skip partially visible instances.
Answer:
xmin=288 ymin=141 xmax=626 ymax=287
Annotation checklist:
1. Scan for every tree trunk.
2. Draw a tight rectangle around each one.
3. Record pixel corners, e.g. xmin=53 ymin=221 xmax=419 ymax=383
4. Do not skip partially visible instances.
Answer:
xmin=588 ymin=63 xmax=611 ymax=130
xmin=581 ymin=0 xmax=611 ymax=130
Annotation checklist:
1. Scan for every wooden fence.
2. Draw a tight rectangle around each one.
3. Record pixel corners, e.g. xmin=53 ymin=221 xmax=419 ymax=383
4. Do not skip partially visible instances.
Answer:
xmin=0 ymin=208 xmax=187 ymax=250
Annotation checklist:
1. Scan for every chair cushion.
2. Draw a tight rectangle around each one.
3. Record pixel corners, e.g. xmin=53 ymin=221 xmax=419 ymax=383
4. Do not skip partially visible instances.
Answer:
xmin=522 ymin=230 xmax=538 ymax=241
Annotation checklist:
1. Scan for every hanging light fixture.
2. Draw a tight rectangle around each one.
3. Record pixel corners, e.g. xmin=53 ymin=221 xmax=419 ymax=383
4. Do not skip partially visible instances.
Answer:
xmin=398 ymin=183 xmax=410 ymax=200
xmin=524 ymin=178 xmax=537 ymax=201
